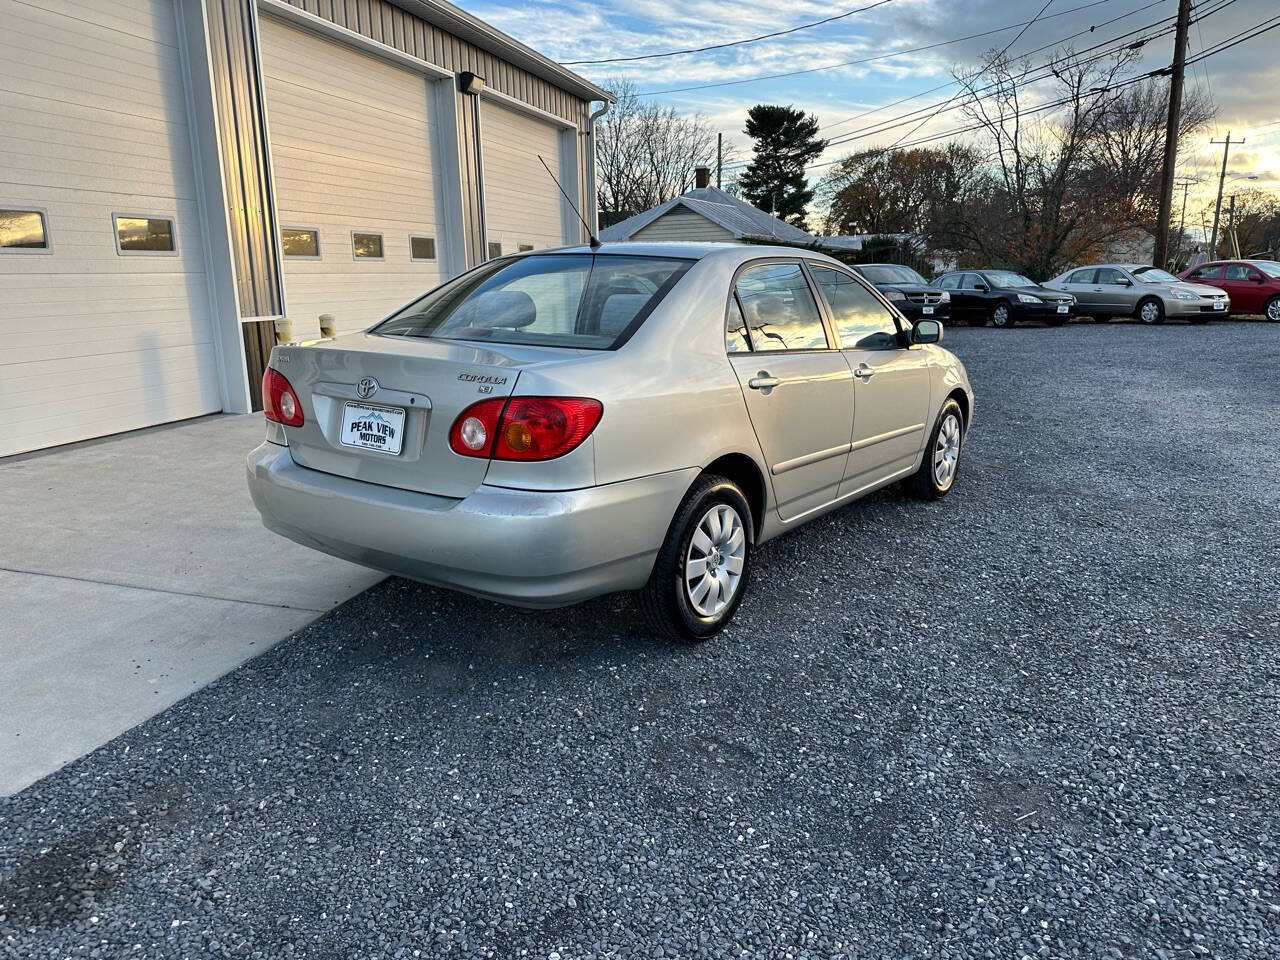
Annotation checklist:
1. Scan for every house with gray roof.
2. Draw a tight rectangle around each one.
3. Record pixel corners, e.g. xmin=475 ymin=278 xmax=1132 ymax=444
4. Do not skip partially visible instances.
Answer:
xmin=599 ymin=170 xmax=814 ymax=245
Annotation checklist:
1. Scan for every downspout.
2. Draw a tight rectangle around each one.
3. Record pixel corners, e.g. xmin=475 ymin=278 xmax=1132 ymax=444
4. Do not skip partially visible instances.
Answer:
xmin=585 ymin=99 xmax=611 ymax=240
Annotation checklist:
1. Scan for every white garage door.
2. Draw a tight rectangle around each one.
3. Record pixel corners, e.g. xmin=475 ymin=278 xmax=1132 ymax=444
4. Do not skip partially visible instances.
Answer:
xmin=259 ymin=16 xmax=442 ymax=339
xmin=0 ymin=0 xmax=221 ymax=458
xmin=479 ymin=100 xmax=566 ymax=256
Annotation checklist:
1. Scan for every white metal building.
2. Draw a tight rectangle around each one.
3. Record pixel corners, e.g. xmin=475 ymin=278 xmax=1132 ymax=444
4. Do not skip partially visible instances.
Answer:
xmin=0 ymin=0 xmax=610 ymax=457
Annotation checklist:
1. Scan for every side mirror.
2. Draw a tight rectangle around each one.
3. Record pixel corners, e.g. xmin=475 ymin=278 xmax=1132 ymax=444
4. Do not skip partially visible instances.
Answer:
xmin=913 ymin=319 xmax=943 ymax=344
xmin=1117 ymin=278 xmax=1133 ymax=286
xmin=973 ymin=283 xmax=988 ymax=293
xmin=1253 ymin=274 xmax=1267 ymax=283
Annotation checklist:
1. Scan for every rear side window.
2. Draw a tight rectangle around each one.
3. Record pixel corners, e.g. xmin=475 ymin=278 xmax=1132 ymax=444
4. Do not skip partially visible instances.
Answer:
xmin=811 ymin=265 xmax=900 ymax=350
xmin=1068 ymin=269 xmax=1096 ymax=284
xmin=735 ymin=262 xmax=829 ymax=351
xmin=376 ymin=254 xmax=691 ymax=350
xmin=1190 ymin=264 xmax=1222 ymax=280
xmin=937 ymin=274 xmax=960 ymax=289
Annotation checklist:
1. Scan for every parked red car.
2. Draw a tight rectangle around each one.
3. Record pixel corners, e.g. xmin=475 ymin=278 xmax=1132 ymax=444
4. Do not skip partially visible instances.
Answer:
xmin=1179 ymin=260 xmax=1280 ymax=321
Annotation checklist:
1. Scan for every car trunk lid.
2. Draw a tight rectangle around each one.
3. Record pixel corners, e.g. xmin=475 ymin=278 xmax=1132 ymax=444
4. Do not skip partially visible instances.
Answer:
xmin=273 ymin=333 xmax=579 ymax=498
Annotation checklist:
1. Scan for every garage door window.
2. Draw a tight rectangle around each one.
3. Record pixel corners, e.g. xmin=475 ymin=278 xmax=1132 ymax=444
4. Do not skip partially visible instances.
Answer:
xmin=518 ymin=243 xmax=534 ymax=252
xmin=352 ymin=232 xmax=384 ymax=260
xmin=0 ymin=208 xmax=50 ymax=252
xmin=114 ymin=215 xmax=176 ymax=255
xmin=410 ymin=236 xmax=436 ymax=261
xmin=488 ymin=242 xmax=503 ymax=260
xmin=282 ymin=228 xmax=321 ymax=258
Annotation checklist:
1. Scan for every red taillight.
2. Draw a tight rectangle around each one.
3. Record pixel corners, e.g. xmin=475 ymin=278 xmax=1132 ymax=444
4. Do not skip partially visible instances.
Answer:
xmin=449 ymin=397 xmax=603 ymax=461
xmin=262 ymin=367 xmax=304 ymax=427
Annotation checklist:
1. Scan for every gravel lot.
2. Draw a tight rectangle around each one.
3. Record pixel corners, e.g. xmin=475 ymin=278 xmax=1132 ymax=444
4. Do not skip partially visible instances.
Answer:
xmin=3 ymin=322 xmax=1279 ymax=959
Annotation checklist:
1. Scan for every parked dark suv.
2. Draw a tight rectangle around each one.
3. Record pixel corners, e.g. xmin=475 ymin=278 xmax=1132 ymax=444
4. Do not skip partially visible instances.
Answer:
xmin=849 ymin=263 xmax=950 ymax=323
xmin=934 ymin=269 xmax=1076 ymax=327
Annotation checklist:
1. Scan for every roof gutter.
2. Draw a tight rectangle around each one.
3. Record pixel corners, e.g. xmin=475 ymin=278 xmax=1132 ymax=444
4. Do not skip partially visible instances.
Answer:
xmin=388 ymin=0 xmax=614 ymax=104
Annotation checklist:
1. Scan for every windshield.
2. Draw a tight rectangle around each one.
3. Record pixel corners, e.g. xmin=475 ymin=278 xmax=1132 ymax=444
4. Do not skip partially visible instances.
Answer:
xmin=1251 ymin=260 xmax=1280 ymax=279
xmin=984 ymin=271 xmax=1035 ymax=288
xmin=374 ymin=254 xmax=692 ymax=349
xmin=1133 ymin=266 xmax=1179 ymax=283
xmin=858 ymin=264 xmax=927 ymax=285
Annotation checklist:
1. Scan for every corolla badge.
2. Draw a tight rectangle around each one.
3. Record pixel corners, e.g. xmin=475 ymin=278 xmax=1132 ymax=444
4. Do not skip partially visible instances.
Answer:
xmin=356 ymin=377 xmax=379 ymax=399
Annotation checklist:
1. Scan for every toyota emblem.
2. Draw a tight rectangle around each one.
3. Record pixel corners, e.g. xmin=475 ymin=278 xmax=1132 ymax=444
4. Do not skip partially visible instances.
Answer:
xmin=356 ymin=377 xmax=379 ymax=399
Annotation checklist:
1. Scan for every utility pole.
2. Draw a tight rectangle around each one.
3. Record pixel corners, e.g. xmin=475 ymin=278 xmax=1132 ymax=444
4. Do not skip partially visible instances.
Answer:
xmin=716 ymin=132 xmax=723 ymax=190
xmin=1208 ymin=132 xmax=1245 ymax=257
xmin=1151 ymin=0 xmax=1193 ymax=269
xmin=1174 ymin=177 xmax=1194 ymax=268
xmin=1227 ymin=194 xmax=1239 ymax=258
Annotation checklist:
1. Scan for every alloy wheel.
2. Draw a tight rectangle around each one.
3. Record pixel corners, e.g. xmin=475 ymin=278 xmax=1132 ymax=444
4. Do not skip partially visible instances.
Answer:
xmin=684 ymin=504 xmax=746 ymax=617
xmin=1267 ymin=298 xmax=1280 ymax=323
xmin=933 ymin=413 xmax=962 ymax=490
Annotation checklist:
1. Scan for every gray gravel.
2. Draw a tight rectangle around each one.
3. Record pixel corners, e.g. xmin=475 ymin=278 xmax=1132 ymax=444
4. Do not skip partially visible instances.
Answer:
xmin=3 ymin=322 xmax=1279 ymax=959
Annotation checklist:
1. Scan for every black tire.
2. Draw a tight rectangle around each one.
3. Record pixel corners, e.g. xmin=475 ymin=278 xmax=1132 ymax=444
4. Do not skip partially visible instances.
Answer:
xmin=1265 ymin=296 xmax=1280 ymax=323
xmin=990 ymin=301 xmax=1015 ymax=328
xmin=639 ymin=474 xmax=753 ymax=643
xmin=1136 ymin=297 xmax=1165 ymax=325
xmin=908 ymin=398 xmax=965 ymax=500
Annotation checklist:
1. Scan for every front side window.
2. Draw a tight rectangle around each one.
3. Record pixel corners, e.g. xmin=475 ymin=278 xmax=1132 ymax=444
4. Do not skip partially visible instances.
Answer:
xmin=1068 ymin=269 xmax=1096 ymax=284
xmin=811 ymin=265 xmax=900 ymax=350
xmin=735 ymin=262 xmax=829 ymax=352
xmin=1094 ymin=267 xmax=1127 ymax=285
xmin=376 ymin=254 xmax=691 ymax=350
xmin=0 ymin=209 xmax=49 ymax=250
xmin=352 ymin=232 xmax=383 ymax=259
xmin=282 ymin=227 xmax=320 ymax=258
xmin=1223 ymin=264 xmax=1251 ymax=280
xmin=962 ymin=273 xmax=984 ymax=289
xmin=115 ymin=215 xmax=175 ymax=254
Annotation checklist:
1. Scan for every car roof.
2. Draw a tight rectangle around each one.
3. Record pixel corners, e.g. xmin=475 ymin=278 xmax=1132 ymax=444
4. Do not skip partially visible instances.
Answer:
xmin=534 ymin=241 xmax=845 ymax=265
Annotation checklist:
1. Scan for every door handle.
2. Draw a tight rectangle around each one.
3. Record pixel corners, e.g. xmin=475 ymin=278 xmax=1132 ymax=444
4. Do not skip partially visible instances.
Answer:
xmin=747 ymin=374 xmax=780 ymax=390
xmin=853 ymin=363 xmax=875 ymax=380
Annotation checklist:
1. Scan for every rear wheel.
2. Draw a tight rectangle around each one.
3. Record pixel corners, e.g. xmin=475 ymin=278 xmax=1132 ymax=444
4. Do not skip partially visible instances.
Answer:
xmin=909 ymin=399 xmax=965 ymax=500
xmin=990 ymin=302 xmax=1015 ymax=328
xmin=639 ymin=475 xmax=752 ymax=643
xmin=1265 ymin=296 xmax=1280 ymax=323
xmin=1137 ymin=297 xmax=1165 ymax=325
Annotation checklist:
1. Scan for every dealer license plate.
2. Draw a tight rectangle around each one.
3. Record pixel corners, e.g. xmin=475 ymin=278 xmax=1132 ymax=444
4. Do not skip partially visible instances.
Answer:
xmin=922 ymin=305 xmax=934 ymax=315
xmin=339 ymin=401 xmax=405 ymax=455
xmin=1213 ymin=300 xmax=1226 ymax=310
xmin=1057 ymin=303 xmax=1069 ymax=314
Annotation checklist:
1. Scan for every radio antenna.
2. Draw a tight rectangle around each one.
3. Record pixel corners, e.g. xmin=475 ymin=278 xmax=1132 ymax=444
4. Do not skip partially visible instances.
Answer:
xmin=538 ymin=154 xmax=600 ymax=248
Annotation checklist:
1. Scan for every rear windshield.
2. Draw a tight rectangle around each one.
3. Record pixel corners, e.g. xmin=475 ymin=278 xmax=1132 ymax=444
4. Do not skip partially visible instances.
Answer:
xmin=374 ymin=254 xmax=692 ymax=349
xmin=858 ymin=264 xmax=927 ymax=285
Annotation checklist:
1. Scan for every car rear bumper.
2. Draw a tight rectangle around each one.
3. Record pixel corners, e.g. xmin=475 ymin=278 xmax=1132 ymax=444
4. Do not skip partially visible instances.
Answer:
xmin=246 ymin=442 xmax=697 ymax=608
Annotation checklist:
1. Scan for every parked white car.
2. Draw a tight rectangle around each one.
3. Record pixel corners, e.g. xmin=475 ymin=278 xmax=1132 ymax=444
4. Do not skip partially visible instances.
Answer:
xmin=247 ymin=243 xmax=975 ymax=641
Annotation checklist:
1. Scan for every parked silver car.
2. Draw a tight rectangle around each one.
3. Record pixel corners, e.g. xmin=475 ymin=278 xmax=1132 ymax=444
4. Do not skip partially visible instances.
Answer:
xmin=247 ymin=243 xmax=974 ymax=641
xmin=1044 ymin=264 xmax=1229 ymax=324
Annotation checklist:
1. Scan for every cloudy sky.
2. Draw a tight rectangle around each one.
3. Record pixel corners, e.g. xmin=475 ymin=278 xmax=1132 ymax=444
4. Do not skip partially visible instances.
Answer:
xmin=461 ymin=0 xmax=1279 ymax=226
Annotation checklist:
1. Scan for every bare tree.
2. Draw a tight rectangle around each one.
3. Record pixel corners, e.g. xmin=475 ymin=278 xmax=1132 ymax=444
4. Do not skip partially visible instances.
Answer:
xmin=594 ymin=77 xmax=723 ymax=220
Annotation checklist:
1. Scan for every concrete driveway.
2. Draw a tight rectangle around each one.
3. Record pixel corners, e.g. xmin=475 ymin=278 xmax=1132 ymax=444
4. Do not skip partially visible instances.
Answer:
xmin=0 ymin=414 xmax=382 ymax=795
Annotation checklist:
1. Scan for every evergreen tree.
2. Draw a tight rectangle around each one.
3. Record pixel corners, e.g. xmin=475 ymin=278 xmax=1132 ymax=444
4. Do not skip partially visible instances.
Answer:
xmin=738 ymin=105 xmax=825 ymax=229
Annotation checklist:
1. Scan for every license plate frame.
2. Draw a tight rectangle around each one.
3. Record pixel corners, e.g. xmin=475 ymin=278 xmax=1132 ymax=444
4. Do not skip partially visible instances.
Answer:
xmin=1213 ymin=300 xmax=1226 ymax=310
xmin=922 ymin=305 xmax=934 ymax=315
xmin=339 ymin=401 xmax=406 ymax=456
xmin=1057 ymin=303 xmax=1069 ymax=314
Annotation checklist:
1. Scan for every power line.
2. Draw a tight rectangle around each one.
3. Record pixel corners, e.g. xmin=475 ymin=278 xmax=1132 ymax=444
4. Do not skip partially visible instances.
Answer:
xmin=719 ymin=0 xmax=1234 ymax=171
xmin=559 ymin=0 xmax=898 ymax=66
xmin=802 ymin=12 xmax=1280 ymax=171
xmin=634 ymin=0 xmax=1113 ymax=97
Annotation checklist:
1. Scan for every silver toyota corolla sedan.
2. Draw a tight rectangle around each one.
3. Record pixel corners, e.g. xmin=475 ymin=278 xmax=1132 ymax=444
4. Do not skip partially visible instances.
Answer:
xmin=1044 ymin=263 xmax=1229 ymax=323
xmin=247 ymin=243 xmax=975 ymax=641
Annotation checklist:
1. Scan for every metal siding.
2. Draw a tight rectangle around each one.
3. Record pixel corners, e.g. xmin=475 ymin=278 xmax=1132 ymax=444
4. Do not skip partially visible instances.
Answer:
xmin=206 ymin=0 xmax=282 ymax=318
